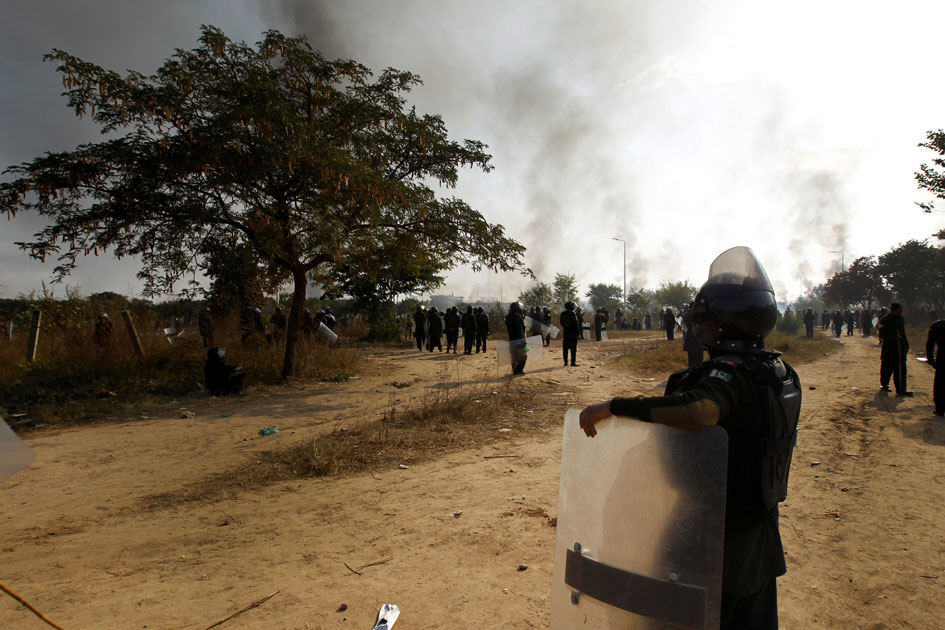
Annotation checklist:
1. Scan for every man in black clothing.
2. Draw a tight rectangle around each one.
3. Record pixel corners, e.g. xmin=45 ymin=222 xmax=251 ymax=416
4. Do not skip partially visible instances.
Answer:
xmin=413 ymin=306 xmax=427 ymax=351
xmin=560 ymin=300 xmax=580 ymax=366
xmin=505 ymin=302 xmax=527 ymax=375
xmin=926 ymin=319 xmax=945 ymax=415
xmin=878 ymin=303 xmax=913 ymax=396
xmin=461 ymin=306 xmax=477 ymax=354
xmin=476 ymin=307 xmax=490 ymax=353
xmin=644 ymin=311 xmax=652 ymax=330
xmin=578 ymin=246 xmax=800 ymax=629
xmin=427 ymin=306 xmax=443 ymax=352
xmin=205 ymin=347 xmax=246 ymax=395
xmin=542 ymin=306 xmax=552 ymax=346
xmin=444 ymin=306 xmax=460 ymax=353
xmin=803 ymin=308 xmax=815 ymax=339
xmin=663 ymin=307 xmax=676 ymax=341
xmin=861 ymin=309 xmax=873 ymax=337
xmin=844 ymin=310 xmax=855 ymax=336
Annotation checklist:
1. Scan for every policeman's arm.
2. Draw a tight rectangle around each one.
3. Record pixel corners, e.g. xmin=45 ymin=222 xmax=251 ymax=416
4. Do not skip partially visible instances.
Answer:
xmin=579 ymin=393 xmax=722 ymax=437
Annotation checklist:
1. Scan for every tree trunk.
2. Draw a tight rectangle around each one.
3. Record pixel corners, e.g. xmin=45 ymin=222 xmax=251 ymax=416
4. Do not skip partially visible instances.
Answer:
xmin=281 ymin=268 xmax=308 ymax=379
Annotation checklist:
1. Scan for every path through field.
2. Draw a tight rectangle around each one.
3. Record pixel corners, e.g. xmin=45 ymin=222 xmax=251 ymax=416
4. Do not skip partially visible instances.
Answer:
xmin=1 ymin=330 xmax=943 ymax=629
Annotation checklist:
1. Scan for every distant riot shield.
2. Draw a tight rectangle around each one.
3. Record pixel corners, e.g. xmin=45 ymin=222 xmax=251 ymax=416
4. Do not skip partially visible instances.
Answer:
xmin=1 ymin=419 xmax=34 ymax=483
xmin=601 ymin=329 xmax=608 ymax=341
xmin=496 ymin=335 xmax=543 ymax=368
xmin=551 ymin=409 xmax=728 ymax=629
xmin=548 ymin=323 xmax=561 ymax=339
xmin=525 ymin=316 xmax=559 ymax=339
xmin=318 ymin=322 xmax=338 ymax=345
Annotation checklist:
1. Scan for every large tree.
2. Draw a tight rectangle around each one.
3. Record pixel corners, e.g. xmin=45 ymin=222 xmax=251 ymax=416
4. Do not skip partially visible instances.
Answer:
xmin=822 ymin=256 xmax=887 ymax=310
xmin=0 ymin=26 xmax=526 ymax=377
xmin=585 ymin=283 xmax=622 ymax=311
xmin=652 ymin=280 xmax=697 ymax=312
xmin=518 ymin=281 xmax=553 ymax=309
xmin=551 ymin=272 xmax=579 ymax=306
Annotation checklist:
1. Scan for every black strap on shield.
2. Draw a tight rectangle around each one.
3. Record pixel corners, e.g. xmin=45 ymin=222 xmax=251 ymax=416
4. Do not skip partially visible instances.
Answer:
xmin=564 ymin=545 xmax=706 ymax=629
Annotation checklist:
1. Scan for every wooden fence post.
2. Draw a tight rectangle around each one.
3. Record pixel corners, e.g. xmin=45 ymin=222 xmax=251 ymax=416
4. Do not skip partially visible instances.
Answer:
xmin=121 ymin=310 xmax=145 ymax=359
xmin=25 ymin=310 xmax=41 ymax=363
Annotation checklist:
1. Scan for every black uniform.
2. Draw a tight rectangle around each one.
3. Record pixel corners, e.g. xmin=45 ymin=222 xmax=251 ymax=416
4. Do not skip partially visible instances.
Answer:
xmin=609 ymin=351 xmax=800 ymax=629
xmin=205 ymin=348 xmax=246 ymax=396
xmin=413 ymin=309 xmax=427 ymax=351
xmin=505 ymin=308 xmax=527 ymax=375
xmin=461 ymin=307 xmax=477 ymax=354
xmin=926 ymin=320 xmax=945 ymax=415
xmin=444 ymin=307 xmax=460 ymax=353
xmin=560 ymin=308 xmax=579 ymax=366
xmin=663 ymin=309 xmax=676 ymax=341
xmin=476 ymin=308 xmax=490 ymax=353
xmin=803 ymin=309 xmax=815 ymax=339
xmin=878 ymin=310 xmax=909 ymax=395
xmin=427 ymin=310 xmax=443 ymax=352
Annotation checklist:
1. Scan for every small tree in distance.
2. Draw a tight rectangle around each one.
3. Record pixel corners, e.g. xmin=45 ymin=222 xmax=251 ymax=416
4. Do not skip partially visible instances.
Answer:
xmin=0 ymin=26 xmax=527 ymax=378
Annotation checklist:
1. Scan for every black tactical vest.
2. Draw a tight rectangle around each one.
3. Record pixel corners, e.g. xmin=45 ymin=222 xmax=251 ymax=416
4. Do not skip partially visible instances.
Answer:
xmin=665 ymin=352 xmax=802 ymax=511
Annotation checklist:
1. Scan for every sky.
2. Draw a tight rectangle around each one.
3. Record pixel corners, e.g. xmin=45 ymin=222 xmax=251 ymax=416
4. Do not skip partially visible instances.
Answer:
xmin=2 ymin=0 xmax=944 ymax=304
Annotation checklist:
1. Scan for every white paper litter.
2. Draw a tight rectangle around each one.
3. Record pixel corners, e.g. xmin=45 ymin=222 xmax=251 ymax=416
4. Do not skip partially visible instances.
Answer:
xmin=373 ymin=604 xmax=400 ymax=629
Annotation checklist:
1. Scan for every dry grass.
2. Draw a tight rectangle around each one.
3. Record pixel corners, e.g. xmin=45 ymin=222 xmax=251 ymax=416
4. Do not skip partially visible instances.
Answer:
xmin=142 ymin=380 xmax=551 ymax=509
xmin=0 ymin=316 xmax=361 ymax=428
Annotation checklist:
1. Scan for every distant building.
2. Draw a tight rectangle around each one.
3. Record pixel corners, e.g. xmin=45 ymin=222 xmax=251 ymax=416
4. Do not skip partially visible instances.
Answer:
xmin=428 ymin=295 xmax=464 ymax=311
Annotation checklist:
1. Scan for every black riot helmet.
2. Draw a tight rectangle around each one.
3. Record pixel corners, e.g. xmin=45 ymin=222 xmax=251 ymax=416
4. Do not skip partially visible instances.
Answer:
xmin=692 ymin=246 xmax=777 ymax=351
xmin=509 ymin=301 xmax=523 ymax=314
xmin=564 ymin=301 xmax=575 ymax=311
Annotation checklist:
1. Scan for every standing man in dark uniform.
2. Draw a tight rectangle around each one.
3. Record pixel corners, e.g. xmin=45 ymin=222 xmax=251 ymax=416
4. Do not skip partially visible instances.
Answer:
xmin=844 ymin=310 xmax=855 ymax=336
xmin=861 ymin=308 xmax=873 ymax=337
xmin=578 ymin=246 xmax=801 ymax=629
xmin=663 ymin=307 xmax=676 ymax=341
xmin=476 ymin=307 xmax=490 ymax=354
xmin=461 ymin=305 xmax=477 ymax=355
xmin=878 ymin=303 xmax=913 ymax=397
xmin=427 ymin=306 xmax=443 ymax=352
xmin=644 ymin=311 xmax=652 ymax=330
xmin=444 ymin=306 xmax=460 ymax=353
xmin=803 ymin=308 xmax=815 ymax=339
xmin=505 ymin=301 xmax=528 ymax=375
xmin=413 ymin=305 xmax=427 ymax=351
xmin=560 ymin=300 xmax=580 ymax=367
xmin=926 ymin=319 xmax=945 ymax=416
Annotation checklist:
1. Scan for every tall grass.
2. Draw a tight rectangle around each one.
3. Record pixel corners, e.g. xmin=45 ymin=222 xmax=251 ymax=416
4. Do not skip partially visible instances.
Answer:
xmin=0 ymin=312 xmax=360 ymax=427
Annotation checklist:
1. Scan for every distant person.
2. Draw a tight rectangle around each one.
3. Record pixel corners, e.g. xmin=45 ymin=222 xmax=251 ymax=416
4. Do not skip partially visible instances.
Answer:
xmin=462 ymin=305 xmax=477 ymax=354
xmin=844 ymin=310 xmax=855 ymax=336
xmin=821 ymin=310 xmax=830 ymax=331
xmin=204 ymin=347 xmax=246 ymax=395
xmin=861 ymin=309 xmax=873 ymax=337
xmin=542 ymin=306 xmax=553 ymax=346
xmin=560 ymin=300 xmax=580 ymax=367
xmin=682 ymin=304 xmax=703 ymax=367
xmin=427 ymin=306 xmax=443 ymax=352
xmin=270 ymin=306 xmax=287 ymax=344
xmin=663 ymin=307 xmax=676 ymax=341
xmin=576 ymin=307 xmax=586 ymax=340
xmin=252 ymin=308 xmax=265 ymax=335
xmin=505 ymin=301 xmax=527 ymax=375
xmin=831 ymin=310 xmax=843 ymax=338
xmin=643 ymin=311 xmax=652 ymax=330
xmin=594 ymin=308 xmax=605 ymax=341
xmin=476 ymin=307 xmax=490 ymax=354
xmin=632 ymin=316 xmax=640 ymax=330
xmin=803 ymin=308 xmax=815 ymax=339
xmin=878 ymin=303 xmax=913 ymax=397
xmin=926 ymin=319 xmax=945 ymax=416
xmin=93 ymin=313 xmax=113 ymax=348
xmin=413 ymin=306 xmax=427 ymax=351
xmin=197 ymin=307 xmax=215 ymax=347
xmin=444 ymin=306 xmax=460 ymax=354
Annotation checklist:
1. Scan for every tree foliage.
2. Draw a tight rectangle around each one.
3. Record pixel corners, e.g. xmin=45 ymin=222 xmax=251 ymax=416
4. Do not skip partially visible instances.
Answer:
xmin=552 ymin=272 xmax=579 ymax=306
xmin=821 ymin=256 xmax=887 ymax=310
xmin=623 ymin=287 xmax=654 ymax=317
xmin=518 ymin=281 xmax=553 ymax=308
xmin=916 ymin=130 xmax=945 ymax=239
xmin=652 ymin=280 xmax=697 ymax=312
xmin=585 ymin=283 xmax=622 ymax=311
xmin=877 ymin=240 xmax=944 ymax=313
xmin=0 ymin=26 xmax=526 ymax=377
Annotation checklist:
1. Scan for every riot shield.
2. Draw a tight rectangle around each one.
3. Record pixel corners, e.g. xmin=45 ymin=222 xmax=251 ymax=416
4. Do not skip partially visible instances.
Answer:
xmin=318 ymin=322 xmax=338 ymax=345
xmin=496 ymin=335 xmax=543 ymax=368
xmin=0 ymin=419 xmax=34 ymax=484
xmin=525 ymin=316 xmax=560 ymax=339
xmin=551 ymin=409 xmax=727 ymax=629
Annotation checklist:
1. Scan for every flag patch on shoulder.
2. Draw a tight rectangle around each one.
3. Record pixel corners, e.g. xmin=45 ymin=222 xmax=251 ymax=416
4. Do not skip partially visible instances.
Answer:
xmin=707 ymin=368 xmax=733 ymax=383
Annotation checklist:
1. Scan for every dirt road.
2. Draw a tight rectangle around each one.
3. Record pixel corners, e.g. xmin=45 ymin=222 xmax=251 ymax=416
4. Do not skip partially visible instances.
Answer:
xmin=1 ymin=331 xmax=943 ymax=629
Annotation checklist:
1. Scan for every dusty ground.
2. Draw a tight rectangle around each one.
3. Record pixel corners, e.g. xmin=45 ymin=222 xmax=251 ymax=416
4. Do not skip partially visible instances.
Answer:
xmin=1 ymin=330 xmax=944 ymax=629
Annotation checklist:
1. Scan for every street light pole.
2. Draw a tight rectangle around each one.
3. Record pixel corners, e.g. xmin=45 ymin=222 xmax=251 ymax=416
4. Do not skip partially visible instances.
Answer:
xmin=612 ymin=237 xmax=626 ymax=303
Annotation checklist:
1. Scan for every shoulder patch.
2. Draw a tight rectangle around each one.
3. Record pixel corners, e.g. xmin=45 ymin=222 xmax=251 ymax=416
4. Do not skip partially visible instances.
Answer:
xmin=707 ymin=368 xmax=734 ymax=383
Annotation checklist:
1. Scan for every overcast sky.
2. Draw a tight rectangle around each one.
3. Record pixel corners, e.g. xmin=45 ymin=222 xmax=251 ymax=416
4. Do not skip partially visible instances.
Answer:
xmin=2 ymin=0 xmax=944 ymax=304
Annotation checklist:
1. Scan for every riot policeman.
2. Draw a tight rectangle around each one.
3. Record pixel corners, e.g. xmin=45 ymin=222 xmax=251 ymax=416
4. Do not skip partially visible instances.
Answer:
xmin=578 ymin=246 xmax=801 ymax=629
xmin=560 ymin=300 xmax=580 ymax=366
xmin=505 ymin=301 xmax=527 ymax=375
xmin=413 ymin=305 xmax=427 ymax=351
xmin=444 ymin=306 xmax=461 ymax=353
xmin=475 ymin=307 xmax=490 ymax=353
xmin=461 ymin=305 xmax=477 ymax=354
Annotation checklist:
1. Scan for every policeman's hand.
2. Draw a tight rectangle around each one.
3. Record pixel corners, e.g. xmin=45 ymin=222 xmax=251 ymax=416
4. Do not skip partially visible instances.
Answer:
xmin=579 ymin=401 xmax=613 ymax=438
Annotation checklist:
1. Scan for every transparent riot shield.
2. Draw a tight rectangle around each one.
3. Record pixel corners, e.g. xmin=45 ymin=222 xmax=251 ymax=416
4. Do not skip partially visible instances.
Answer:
xmin=525 ymin=316 xmax=560 ymax=339
xmin=496 ymin=335 xmax=544 ymax=368
xmin=318 ymin=322 xmax=338 ymax=345
xmin=0 ymin=419 xmax=34 ymax=483
xmin=551 ymin=409 xmax=727 ymax=629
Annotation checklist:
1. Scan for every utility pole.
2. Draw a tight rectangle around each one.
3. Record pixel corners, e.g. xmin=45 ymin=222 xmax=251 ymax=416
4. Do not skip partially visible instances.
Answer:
xmin=829 ymin=250 xmax=844 ymax=273
xmin=612 ymin=237 xmax=626 ymax=303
